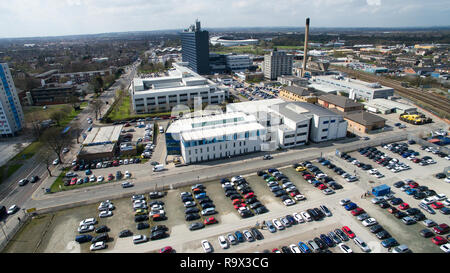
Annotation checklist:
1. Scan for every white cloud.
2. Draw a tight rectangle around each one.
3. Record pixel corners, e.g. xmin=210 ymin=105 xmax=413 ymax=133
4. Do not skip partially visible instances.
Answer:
xmin=366 ymin=0 xmax=381 ymax=6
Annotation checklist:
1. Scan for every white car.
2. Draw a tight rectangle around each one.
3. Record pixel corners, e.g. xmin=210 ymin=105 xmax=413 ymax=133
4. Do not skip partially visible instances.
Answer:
xmin=97 ymin=176 xmax=104 ymax=182
xmin=362 ymin=218 xmax=377 ymax=227
xmin=440 ymin=243 xmax=450 ymax=253
xmin=90 ymin=241 xmax=106 ymax=251
xmin=294 ymin=194 xmax=306 ymax=201
xmin=96 ymin=162 xmax=102 ymax=169
xmin=78 ymin=225 xmax=95 ymax=233
xmin=201 ymin=240 xmax=213 ymax=253
xmin=99 ymin=211 xmax=113 ymax=218
xmin=368 ymin=169 xmax=378 ymax=175
xmin=62 ymin=147 xmax=69 ymax=153
xmin=338 ymin=243 xmax=353 ymax=253
xmin=149 ymin=210 xmax=165 ymax=216
xmin=7 ymin=205 xmax=19 ymax=215
xmin=89 ymin=175 xmax=96 ymax=182
xmin=272 ymin=219 xmax=285 ymax=230
xmin=300 ymin=211 xmax=312 ymax=222
xmin=98 ymin=203 xmax=114 ymax=211
xmin=353 ymin=237 xmax=371 ymax=252
xmin=125 ymin=171 xmax=131 ymax=178
xmin=52 ymin=159 xmax=59 ymax=165
xmin=289 ymin=244 xmax=301 ymax=253
xmin=79 ymin=218 xmax=97 ymax=226
xmin=375 ymin=173 xmax=385 ymax=178
xmin=283 ymin=199 xmax=295 ymax=206
xmin=433 ymin=194 xmax=447 ymax=201
xmin=443 ymin=199 xmax=450 ymax=206
xmin=227 ymin=233 xmax=237 ymax=245
xmin=293 ymin=213 xmax=305 ymax=223
xmin=133 ymin=235 xmax=148 ymax=244
xmin=124 ymin=159 xmax=129 ymax=165
xmin=218 ymin=235 xmax=229 ymax=249
xmin=445 ymin=177 xmax=450 ymax=183
xmin=323 ymin=189 xmax=335 ymax=195
xmin=339 ymin=199 xmax=351 ymax=206
xmin=421 ymin=198 xmax=435 ymax=205
xmin=422 ymin=219 xmax=437 ymax=227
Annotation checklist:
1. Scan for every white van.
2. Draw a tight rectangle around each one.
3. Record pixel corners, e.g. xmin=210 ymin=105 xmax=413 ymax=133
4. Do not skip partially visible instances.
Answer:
xmin=153 ymin=164 xmax=164 ymax=172
xmin=159 ymin=126 xmax=164 ymax=133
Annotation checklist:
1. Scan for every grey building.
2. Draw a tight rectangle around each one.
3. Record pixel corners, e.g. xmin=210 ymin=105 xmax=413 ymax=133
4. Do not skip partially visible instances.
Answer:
xmin=264 ymin=50 xmax=293 ymax=80
xmin=180 ymin=20 xmax=210 ymax=75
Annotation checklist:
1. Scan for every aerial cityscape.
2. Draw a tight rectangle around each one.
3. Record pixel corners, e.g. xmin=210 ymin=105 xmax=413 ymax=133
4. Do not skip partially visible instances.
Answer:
xmin=0 ymin=0 xmax=449 ymax=261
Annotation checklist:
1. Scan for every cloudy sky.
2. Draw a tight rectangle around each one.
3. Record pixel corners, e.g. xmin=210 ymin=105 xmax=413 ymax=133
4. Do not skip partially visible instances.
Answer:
xmin=0 ymin=0 xmax=449 ymax=38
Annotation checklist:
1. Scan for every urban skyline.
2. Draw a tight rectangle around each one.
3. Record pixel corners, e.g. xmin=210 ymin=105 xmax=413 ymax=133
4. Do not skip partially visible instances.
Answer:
xmin=0 ymin=0 xmax=450 ymax=38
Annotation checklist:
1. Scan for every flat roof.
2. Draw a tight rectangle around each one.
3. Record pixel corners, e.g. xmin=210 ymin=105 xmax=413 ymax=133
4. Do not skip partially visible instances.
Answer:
xmin=82 ymin=125 xmax=123 ymax=145
xmin=79 ymin=143 xmax=116 ymax=155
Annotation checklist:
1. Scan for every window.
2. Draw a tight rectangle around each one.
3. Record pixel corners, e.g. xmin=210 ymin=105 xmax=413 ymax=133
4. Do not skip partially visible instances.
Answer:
xmin=323 ymin=120 xmax=329 ymax=124
xmin=321 ymin=136 xmax=327 ymax=140
xmin=330 ymin=120 xmax=335 ymax=123
xmin=297 ymin=124 xmax=308 ymax=128
xmin=322 ymin=128 xmax=328 ymax=132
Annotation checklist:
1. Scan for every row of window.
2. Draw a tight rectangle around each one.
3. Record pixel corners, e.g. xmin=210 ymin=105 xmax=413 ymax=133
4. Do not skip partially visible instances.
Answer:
xmin=187 ymin=141 xmax=250 ymax=155
xmin=183 ymin=130 xmax=261 ymax=147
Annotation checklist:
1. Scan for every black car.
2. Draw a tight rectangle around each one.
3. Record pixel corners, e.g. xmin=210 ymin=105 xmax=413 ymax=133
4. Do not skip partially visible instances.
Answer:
xmin=376 ymin=230 xmax=391 ymax=239
xmin=150 ymin=230 xmax=168 ymax=240
xmin=273 ymin=190 xmax=285 ymax=197
xmin=181 ymin=196 xmax=194 ymax=202
xmin=254 ymin=206 xmax=268 ymax=215
xmin=393 ymin=181 xmax=405 ymax=188
xmin=149 ymin=200 xmax=164 ymax=207
xmin=369 ymin=224 xmax=384 ymax=233
xmin=435 ymin=173 xmax=446 ymax=179
xmin=406 ymin=208 xmax=420 ymax=215
xmin=149 ymin=191 xmax=165 ymax=199
xmin=390 ymin=198 xmax=403 ymax=205
xmin=414 ymin=192 xmax=427 ymax=200
xmin=225 ymin=190 xmax=238 ymax=197
xmin=281 ymin=246 xmax=292 ymax=253
xmin=379 ymin=202 xmax=391 ymax=209
xmin=198 ymin=198 xmax=212 ymax=204
xmin=189 ymin=222 xmax=205 ymax=231
xmin=200 ymin=202 xmax=215 ymax=209
xmin=151 ymin=225 xmax=168 ymax=233
xmin=229 ymin=194 xmax=241 ymax=200
xmin=250 ymin=228 xmax=263 ymax=240
xmin=137 ymin=223 xmax=149 ymax=230
xmin=417 ymin=186 xmax=429 ymax=192
xmin=134 ymin=215 xmax=149 ymax=222
xmin=91 ymin=233 xmax=109 ymax=243
xmin=240 ymin=188 xmax=253 ymax=195
xmin=245 ymin=197 xmax=258 ymax=204
xmin=313 ymin=208 xmax=325 ymax=219
xmin=424 ymin=190 xmax=437 ymax=197
xmin=95 ymin=225 xmax=109 ymax=233
xmin=285 ymin=214 xmax=296 ymax=225
xmin=185 ymin=213 xmax=200 ymax=221
xmin=257 ymin=171 xmax=266 ymax=176
xmin=185 ymin=207 xmax=200 ymax=214
xmin=420 ymin=228 xmax=434 ymax=238
xmin=30 ymin=176 xmax=40 ymax=183
xmin=335 ymin=229 xmax=349 ymax=242
xmin=314 ymin=237 xmax=327 ymax=249
xmin=412 ymin=213 xmax=426 ymax=221
xmin=394 ymin=211 xmax=407 ymax=219
xmin=249 ymin=202 xmax=262 ymax=209
xmin=118 ymin=229 xmax=133 ymax=238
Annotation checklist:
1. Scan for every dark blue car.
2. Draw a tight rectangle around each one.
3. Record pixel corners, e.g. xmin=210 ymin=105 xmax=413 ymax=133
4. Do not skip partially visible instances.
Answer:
xmin=320 ymin=234 xmax=334 ymax=247
xmin=235 ymin=231 xmax=245 ymax=242
xmin=298 ymin=241 xmax=312 ymax=253
xmin=344 ymin=202 xmax=358 ymax=211
xmin=75 ymin=234 xmax=92 ymax=243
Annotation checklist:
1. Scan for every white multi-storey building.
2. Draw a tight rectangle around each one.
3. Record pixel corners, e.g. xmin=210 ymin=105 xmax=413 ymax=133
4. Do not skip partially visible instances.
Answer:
xmin=166 ymin=112 xmax=266 ymax=164
xmin=131 ymin=62 xmax=227 ymax=114
xmin=0 ymin=63 xmax=25 ymax=137
xmin=225 ymin=55 xmax=252 ymax=72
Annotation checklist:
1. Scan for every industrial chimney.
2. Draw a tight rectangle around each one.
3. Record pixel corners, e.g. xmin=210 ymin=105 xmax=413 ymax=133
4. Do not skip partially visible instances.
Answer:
xmin=302 ymin=17 xmax=310 ymax=77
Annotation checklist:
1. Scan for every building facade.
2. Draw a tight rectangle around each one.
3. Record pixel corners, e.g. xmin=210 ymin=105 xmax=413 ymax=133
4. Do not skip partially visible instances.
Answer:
xmin=131 ymin=63 xmax=227 ymax=114
xmin=279 ymin=86 xmax=323 ymax=104
xmin=0 ymin=63 xmax=25 ymax=137
xmin=263 ymin=50 xmax=293 ymax=80
xmin=180 ymin=20 xmax=210 ymax=75
xmin=317 ymin=94 xmax=365 ymax=113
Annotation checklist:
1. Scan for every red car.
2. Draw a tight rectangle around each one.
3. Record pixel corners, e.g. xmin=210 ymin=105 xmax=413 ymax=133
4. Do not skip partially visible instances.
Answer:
xmin=342 ymin=226 xmax=355 ymax=239
xmin=73 ymin=165 xmax=79 ymax=171
xmin=271 ymin=248 xmax=281 ymax=253
xmin=303 ymin=174 xmax=314 ymax=180
xmin=431 ymin=236 xmax=448 ymax=245
xmin=431 ymin=202 xmax=444 ymax=209
xmin=408 ymin=182 xmax=419 ymax=188
xmin=70 ymin=178 xmax=77 ymax=185
xmin=159 ymin=246 xmax=173 ymax=253
xmin=412 ymin=158 xmax=421 ymax=163
xmin=233 ymin=203 xmax=246 ymax=210
xmin=204 ymin=217 xmax=217 ymax=225
xmin=112 ymin=160 xmax=119 ymax=166
xmin=318 ymin=184 xmax=327 ymax=190
xmin=232 ymin=199 xmax=244 ymax=205
xmin=244 ymin=192 xmax=255 ymax=199
xmin=107 ymin=174 xmax=114 ymax=181
xmin=433 ymin=224 xmax=449 ymax=235
xmin=387 ymin=207 xmax=398 ymax=214
xmin=351 ymin=208 xmax=365 ymax=216
xmin=398 ymin=203 xmax=409 ymax=210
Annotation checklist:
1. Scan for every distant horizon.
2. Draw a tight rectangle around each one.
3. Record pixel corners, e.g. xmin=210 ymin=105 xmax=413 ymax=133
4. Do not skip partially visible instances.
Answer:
xmin=1 ymin=24 xmax=450 ymax=40
xmin=1 ymin=0 xmax=449 ymax=40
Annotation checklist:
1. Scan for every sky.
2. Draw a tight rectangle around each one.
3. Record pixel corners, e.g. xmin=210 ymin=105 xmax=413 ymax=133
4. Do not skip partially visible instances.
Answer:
xmin=0 ymin=0 xmax=449 ymax=38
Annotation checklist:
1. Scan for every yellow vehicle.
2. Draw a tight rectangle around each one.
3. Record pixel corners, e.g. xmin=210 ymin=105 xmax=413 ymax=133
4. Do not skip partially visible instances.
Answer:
xmin=134 ymin=209 xmax=148 ymax=216
xmin=296 ymin=166 xmax=306 ymax=172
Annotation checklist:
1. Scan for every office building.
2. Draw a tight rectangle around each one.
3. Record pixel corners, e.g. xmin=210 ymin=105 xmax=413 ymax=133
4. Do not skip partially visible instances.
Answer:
xmin=166 ymin=112 xmax=267 ymax=163
xmin=0 ymin=63 xmax=25 ymax=137
xmin=279 ymin=86 xmax=324 ymax=104
xmin=26 ymin=84 xmax=76 ymax=106
xmin=131 ymin=63 xmax=227 ymax=114
xmin=263 ymin=50 xmax=293 ymax=80
xmin=180 ymin=20 xmax=210 ymax=75
xmin=225 ymin=54 xmax=252 ymax=72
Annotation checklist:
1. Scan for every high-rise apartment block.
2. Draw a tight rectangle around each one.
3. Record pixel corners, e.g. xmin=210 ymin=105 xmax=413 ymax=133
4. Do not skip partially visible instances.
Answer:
xmin=263 ymin=50 xmax=293 ymax=80
xmin=0 ymin=63 xmax=25 ymax=137
xmin=180 ymin=20 xmax=210 ymax=75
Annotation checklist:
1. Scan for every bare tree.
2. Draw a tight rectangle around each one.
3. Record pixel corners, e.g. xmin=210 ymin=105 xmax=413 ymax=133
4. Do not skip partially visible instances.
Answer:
xmin=90 ymin=99 xmax=103 ymax=120
xmin=50 ymin=105 xmax=71 ymax=126
xmin=38 ymin=149 xmax=55 ymax=177
xmin=41 ymin=127 xmax=74 ymax=164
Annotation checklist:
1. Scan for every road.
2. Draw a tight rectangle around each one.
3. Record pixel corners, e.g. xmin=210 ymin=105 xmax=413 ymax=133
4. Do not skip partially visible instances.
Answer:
xmin=0 ymin=61 xmax=139 ymax=214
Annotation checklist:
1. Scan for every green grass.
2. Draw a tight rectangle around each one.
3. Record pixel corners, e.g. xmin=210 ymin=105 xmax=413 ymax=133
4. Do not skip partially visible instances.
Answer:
xmin=108 ymin=95 xmax=131 ymax=121
xmin=0 ymin=164 xmax=23 ymax=184
xmin=11 ymin=141 xmax=43 ymax=161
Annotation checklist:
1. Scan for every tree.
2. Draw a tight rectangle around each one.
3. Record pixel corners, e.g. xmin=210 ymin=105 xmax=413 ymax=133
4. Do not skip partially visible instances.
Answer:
xmin=41 ymin=127 xmax=74 ymax=164
xmin=90 ymin=99 xmax=103 ymax=120
xmin=49 ymin=106 xmax=71 ymax=126
xmin=68 ymin=95 xmax=81 ymax=110
xmin=38 ymin=149 xmax=55 ymax=177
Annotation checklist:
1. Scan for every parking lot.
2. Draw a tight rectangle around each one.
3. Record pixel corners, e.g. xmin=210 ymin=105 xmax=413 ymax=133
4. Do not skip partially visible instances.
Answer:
xmin=4 ymin=140 xmax=449 ymax=253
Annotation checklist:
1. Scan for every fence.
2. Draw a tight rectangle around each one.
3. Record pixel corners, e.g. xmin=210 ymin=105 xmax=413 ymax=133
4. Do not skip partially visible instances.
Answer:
xmin=0 ymin=210 xmax=30 ymax=252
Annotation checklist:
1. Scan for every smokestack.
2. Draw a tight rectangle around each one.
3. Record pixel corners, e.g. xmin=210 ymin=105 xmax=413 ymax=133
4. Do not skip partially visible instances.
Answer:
xmin=302 ymin=17 xmax=310 ymax=77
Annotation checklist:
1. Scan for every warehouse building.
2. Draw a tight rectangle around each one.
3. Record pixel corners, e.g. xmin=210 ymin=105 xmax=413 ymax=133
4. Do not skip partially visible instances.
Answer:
xmin=339 ymin=110 xmax=386 ymax=134
xmin=78 ymin=125 xmax=123 ymax=161
xmin=317 ymin=94 xmax=365 ymax=113
xmin=311 ymin=75 xmax=394 ymax=100
xmin=363 ymin=98 xmax=417 ymax=114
